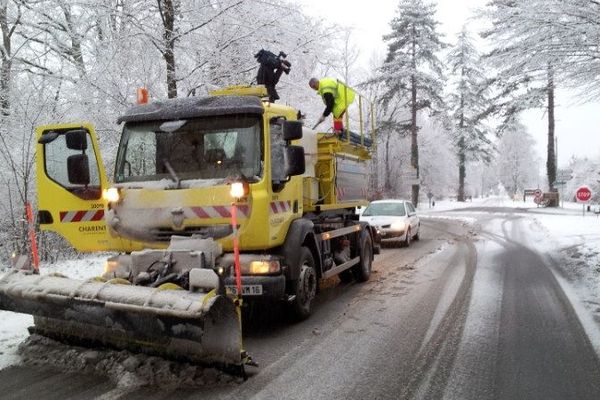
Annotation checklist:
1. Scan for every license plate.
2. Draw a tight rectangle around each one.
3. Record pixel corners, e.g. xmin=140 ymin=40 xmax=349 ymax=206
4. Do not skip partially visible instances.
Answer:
xmin=226 ymin=285 xmax=263 ymax=296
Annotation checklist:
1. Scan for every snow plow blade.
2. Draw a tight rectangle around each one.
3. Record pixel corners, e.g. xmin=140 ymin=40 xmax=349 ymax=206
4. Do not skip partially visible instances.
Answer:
xmin=0 ymin=270 xmax=242 ymax=366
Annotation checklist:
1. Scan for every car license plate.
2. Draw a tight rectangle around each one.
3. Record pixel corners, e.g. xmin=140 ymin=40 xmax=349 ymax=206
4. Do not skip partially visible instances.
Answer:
xmin=226 ymin=285 xmax=263 ymax=296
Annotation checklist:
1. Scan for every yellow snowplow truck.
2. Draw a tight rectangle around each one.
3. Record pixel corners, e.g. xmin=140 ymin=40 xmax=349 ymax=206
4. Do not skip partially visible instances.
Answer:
xmin=0 ymin=85 xmax=378 ymax=370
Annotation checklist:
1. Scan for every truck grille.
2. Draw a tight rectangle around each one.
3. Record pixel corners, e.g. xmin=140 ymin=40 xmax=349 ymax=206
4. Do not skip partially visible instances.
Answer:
xmin=150 ymin=225 xmax=233 ymax=242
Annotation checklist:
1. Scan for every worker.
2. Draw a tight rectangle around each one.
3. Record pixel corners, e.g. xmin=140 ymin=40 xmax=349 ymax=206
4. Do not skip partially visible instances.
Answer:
xmin=255 ymin=49 xmax=291 ymax=102
xmin=309 ymin=77 xmax=355 ymax=132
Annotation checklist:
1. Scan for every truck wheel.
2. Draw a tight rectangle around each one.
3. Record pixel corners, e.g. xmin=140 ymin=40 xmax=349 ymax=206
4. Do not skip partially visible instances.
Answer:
xmin=352 ymin=231 xmax=373 ymax=282
xmin=290 ymin=247 xmax=317 ymax=320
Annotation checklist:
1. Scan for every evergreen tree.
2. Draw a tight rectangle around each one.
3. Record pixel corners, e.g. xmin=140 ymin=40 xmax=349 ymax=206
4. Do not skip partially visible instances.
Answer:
xmin=378 ymin=0 xmax=446 ymax=205
xmin=482 ymin=0 xmax=565 ymax=195
xmin=447 ymin=27 xmax=492 ymax=202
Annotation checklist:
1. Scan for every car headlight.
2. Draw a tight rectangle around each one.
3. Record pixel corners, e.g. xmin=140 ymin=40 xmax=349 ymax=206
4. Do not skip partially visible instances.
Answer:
xmin=391 ymin=221 xmax=405 ymax=231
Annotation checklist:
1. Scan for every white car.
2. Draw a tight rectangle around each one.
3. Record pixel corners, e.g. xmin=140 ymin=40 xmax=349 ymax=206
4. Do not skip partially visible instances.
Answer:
xmin=359 ymin=199 xmax=420 ymax=247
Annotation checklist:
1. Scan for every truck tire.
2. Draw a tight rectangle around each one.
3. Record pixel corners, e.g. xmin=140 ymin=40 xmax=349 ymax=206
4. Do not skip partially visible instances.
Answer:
xmin=290 ymin=247 xmax=318 ymax=320
xmin=352 ymin=231 xmax=373 ymax=282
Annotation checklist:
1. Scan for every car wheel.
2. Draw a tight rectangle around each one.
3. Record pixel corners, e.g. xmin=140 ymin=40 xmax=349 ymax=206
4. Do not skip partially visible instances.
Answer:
xmin=402 ymin=227 xmax=411 ymax=248
xmin=290 ymin=247 xmax=318 ymax=320
xmin=352 ymin=230 xmax=373 ymax=282
xmin=414 ymin=224 xmax=420 ymax=241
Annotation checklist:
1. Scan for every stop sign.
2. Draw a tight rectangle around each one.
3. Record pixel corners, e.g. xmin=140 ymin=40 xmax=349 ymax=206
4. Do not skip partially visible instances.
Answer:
xmin=576 ymin=186 xmax=592 ymax=203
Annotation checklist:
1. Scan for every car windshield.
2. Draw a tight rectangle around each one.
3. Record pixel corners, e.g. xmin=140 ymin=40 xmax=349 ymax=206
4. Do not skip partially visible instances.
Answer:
xmin=362 ymin=202 xmax=406 ymax=217
xmin=115 ymin=115 xmax=262 ymax=183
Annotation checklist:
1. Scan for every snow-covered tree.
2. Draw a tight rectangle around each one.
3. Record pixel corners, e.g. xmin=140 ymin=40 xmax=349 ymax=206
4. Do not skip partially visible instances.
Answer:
xmin=446 ymin=27 xmax=492 ymax=202
xmin=480 ymin=0 xmax=590 ymax=193
xmin=376 ymin=0 xmax=446 ymax=205
xmin=562 ymin=156 xmax=600 ymax=203
xmin=493 ymin=120 xmax=540 ymax=196
xmin=419 ymin=116 xmax=457 ymax=202
xmin=0 ymin=0 xmax=337 ymax=260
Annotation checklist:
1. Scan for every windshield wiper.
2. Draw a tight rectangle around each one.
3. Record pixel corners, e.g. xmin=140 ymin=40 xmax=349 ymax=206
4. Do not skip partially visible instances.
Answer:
xmin=163 ymin=159 xmax=181 ymax=188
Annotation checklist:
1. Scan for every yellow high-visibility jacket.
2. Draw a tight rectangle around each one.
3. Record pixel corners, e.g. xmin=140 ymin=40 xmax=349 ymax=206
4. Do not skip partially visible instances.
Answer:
xmin=317 ymin=78 xmax=356 ymax=118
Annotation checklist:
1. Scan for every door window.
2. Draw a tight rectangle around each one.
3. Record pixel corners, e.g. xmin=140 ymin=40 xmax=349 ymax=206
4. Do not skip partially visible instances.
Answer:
xmin=44 ymin=131 xmax=101 ymax=200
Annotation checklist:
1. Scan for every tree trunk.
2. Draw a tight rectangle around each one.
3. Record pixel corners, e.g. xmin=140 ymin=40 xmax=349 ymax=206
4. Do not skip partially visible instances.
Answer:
xmin=546 ymin=65 xmax=556 ymax=193
xmin=0 ymin=57 xmax=10 ymax=117
xmin=0 ymin=1 xmax=11 ymax=117
xmin=458 ymin=142 xmax=466 ymax=202
xmin=159 ymin=0 xmax=178 ymax=99
xmin=410 ymin=31 xmax=419 ymax=206
xmin=457 ymin=98 xmax=466 ymax=202
xmin=384 ymin=132 xmax=391 ymax=194
xmin=410 ymin=74 xmax=419 ymax=206
xmin=60 ymin=4 xmax=87 ymax=79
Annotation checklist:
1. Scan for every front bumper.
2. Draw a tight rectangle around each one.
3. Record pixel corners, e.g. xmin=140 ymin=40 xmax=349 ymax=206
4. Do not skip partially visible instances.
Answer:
xmin=377 ymin=228 xmax=405 ymax=239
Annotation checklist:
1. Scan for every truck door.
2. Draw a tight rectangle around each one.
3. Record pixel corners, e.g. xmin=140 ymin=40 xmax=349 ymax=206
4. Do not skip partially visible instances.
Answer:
xmin=36 ymin=123 xmax=132 ymax=252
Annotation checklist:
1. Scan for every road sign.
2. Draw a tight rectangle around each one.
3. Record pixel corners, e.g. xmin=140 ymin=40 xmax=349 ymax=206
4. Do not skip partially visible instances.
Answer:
xmin=534 ymin=188 xmax=542 ymax=197
xmin=557 ymin=169 xmax=573 ymax=181
xmin=576 ymin=186 xmax=592 ymax=203
xmin=534 ymin=195 xmax=543 ymax=205
xmin=524 ymin=189 xmax=537 ymax=196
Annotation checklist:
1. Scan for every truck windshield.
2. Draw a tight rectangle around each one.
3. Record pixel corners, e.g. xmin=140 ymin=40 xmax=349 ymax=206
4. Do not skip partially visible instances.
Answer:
xmin=115 ymin=115 xmax=262 ymax=184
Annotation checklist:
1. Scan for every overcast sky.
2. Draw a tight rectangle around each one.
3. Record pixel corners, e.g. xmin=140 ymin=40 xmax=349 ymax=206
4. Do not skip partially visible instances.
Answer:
xmin=296 ymin=0 xmax=600 ymax=169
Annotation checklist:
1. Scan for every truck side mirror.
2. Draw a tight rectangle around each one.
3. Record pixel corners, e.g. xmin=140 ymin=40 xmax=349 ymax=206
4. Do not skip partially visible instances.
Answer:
xmin=65 ymin=129 xmax=88 ymax=151
xmin=285 ymin=145 xmax=305 ymax=177
xmin=283 ymin=121 xmax=303 ymax=141
xmin=67 ymin=154 xmax=91 ymax=185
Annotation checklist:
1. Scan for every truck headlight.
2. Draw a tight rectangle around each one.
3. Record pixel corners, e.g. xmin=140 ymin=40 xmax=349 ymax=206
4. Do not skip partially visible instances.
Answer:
xmin=229 ymin=182 xmax=249 ymax=199
xmin=244 ymin=260 xmax=281 ymax=275
xmin=103 ymin=187 xmax=121 ymax=203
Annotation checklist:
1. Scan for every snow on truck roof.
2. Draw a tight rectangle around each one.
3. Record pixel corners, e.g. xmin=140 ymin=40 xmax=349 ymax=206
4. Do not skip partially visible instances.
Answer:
xmin=117 ymin=95 xmax=264 ymax=124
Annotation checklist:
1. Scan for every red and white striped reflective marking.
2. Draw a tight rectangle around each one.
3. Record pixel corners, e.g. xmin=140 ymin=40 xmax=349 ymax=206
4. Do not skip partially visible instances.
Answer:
xmin=270 ymin=201 xmax=291 ymax=214
xmin=189 ymin=205 xmax=250 ymax=219
xmin=60 ymin=205 xmax=251 ymax=223
xmin=60 ymin=209 xmax=104 ymax=223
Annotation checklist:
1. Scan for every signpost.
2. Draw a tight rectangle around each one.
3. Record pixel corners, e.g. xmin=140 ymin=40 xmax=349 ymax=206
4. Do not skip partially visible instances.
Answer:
xmin=576 ymin=185 xmax=593 ymax=216
xmin=524 ymin=188 xmax=542 ymax=202
xmin=555 ymin=170 xmax=573 ymax=207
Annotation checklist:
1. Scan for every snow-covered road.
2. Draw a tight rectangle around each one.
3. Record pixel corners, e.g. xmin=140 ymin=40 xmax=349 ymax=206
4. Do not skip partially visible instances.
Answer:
xmin=1 ymin=197 xmax=600 ymax=399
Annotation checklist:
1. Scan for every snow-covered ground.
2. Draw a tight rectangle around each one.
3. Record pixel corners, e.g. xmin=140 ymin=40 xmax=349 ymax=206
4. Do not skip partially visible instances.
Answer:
xmin=0 ymin=256 xmax=107 ymax=370
xmin=1 ymin=196 xmax=600 ymax=372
